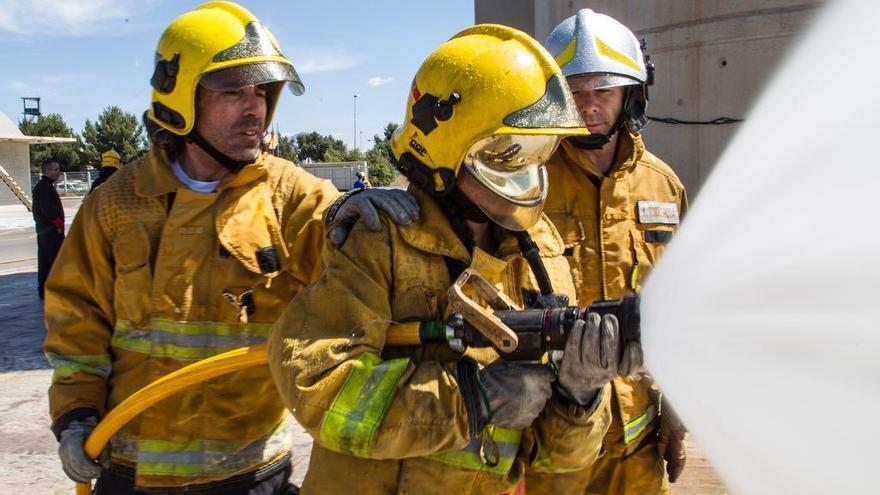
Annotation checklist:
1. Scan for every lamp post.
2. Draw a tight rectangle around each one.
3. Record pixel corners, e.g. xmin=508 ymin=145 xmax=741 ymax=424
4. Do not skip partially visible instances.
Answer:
xmin=353 ymin=94 xmax=359 ymax=152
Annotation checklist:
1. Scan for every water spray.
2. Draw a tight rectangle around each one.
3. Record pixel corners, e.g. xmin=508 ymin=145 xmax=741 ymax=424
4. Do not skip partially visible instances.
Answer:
xmin=640 ymin=0 xmax=880 ymax=492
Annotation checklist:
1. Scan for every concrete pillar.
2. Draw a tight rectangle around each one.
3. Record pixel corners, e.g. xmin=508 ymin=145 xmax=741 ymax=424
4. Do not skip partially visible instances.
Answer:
xmin=476 ymin=0 xmax=823 ymax=197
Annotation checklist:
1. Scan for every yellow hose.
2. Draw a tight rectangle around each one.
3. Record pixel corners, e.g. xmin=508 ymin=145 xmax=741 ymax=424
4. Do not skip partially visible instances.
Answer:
xmin=75 ymin=344 xmax=268 ymax=493
xmin=74 ymin=321 xmax=422 ymax=493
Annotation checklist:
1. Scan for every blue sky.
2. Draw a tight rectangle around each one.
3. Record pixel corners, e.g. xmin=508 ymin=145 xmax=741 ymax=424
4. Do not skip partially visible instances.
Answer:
xmin=0 ymin=0 xmax=473 ymax=150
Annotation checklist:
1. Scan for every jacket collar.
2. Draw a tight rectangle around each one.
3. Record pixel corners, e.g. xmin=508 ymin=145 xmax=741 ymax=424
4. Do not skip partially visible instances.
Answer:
xmin=135 ymin=147 xmax=269 ymax=198
xmin=397 ymin=187 xmax=566 ymax=264
xmin=397 ymin=187 xmax=472 ymax=263
xmin=560 ymin=130 xmax=645 ymax=177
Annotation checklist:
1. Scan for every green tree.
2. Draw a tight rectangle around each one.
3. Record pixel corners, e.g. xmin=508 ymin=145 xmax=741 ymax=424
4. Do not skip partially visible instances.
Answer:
xmin=363 ymin=122 xmax=400 ymax=186
xmin=295 ymin=131 xmax=345 ymax=162
xmin=80 ymin=106 xmax=147 ymax=169
xmin=322 ymin=147 xmax=346 ymax=162
xmin=365 ymin=147 xmax=397 ymax=186
xmin=18 ymin=114 xmax=81 ymax=173
xmin=275 ymin=134 xmax=297 ymax=163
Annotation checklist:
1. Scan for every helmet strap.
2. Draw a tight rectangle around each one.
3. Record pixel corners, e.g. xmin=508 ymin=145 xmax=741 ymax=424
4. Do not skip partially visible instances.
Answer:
xmin=186 ymin=130 xmax=252 ymax=173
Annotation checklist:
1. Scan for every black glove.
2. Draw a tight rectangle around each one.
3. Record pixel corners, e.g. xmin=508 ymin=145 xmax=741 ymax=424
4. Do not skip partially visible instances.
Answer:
xmin=325 ymin=188 xmax=419 ymax=246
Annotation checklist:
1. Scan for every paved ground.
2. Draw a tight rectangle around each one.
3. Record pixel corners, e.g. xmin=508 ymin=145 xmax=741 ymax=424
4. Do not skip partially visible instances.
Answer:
xmin=0 ymin=200 xmax=728 ymax=492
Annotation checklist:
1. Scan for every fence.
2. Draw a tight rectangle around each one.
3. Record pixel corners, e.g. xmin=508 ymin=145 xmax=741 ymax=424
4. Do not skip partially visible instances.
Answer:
xmin=32 ymin=171 xmax=96 ymax=197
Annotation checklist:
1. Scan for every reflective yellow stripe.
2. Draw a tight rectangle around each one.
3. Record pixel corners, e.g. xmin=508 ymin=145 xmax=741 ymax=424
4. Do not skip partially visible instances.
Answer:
xmin=46 ymin=353 xmax=111 ymax=381
xmin=426 ymin=424 xmax=522 ymax=475
xmin=595 ymin=35 xmax=642 ymax=73
xmin=556 ymin=36 xmax=578 ymax=69
xmin=624 ymin=405 xmax=656 ymax=445
xmin=110 ymin=417 xmax=292 ymax=477
xmin=319 ymin=353 xmax=410 ymax=457
xmin=112 ymin=319 xmax=273 ymax=360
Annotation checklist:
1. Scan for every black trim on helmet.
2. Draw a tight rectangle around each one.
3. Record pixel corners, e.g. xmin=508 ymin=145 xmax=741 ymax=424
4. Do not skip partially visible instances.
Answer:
xmin=152 ymin=101 xmax=186 ymax=129
xmin=151 ymin=52 xmax=180 ymax=94
xmin=394 ymin=152 xmax=455 ymax=196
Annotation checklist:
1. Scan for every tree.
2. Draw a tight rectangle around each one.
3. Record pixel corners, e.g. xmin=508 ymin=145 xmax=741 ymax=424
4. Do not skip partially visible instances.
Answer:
xmin=274 ymin=134 xmax=297 ymax=163
xmin=365 ymin=147 xmax=397 ymax=186
xmin=18 ymin=114 xmax=81 ymax=173
xmin=295 ymin=131 xmax=345 ymax=163
xmin=80 ymin=106 xmax=147 ymax=169
xmin=363 ymin=122 xmax=400 ymax=186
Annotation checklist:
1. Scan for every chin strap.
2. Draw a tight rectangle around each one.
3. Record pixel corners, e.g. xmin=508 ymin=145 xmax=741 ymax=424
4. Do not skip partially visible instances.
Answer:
xmin=186 ymin=131 xmax=252 ymax=173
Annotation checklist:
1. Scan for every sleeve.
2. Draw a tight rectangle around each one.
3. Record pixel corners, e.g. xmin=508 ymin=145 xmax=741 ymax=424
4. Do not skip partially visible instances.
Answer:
xmin=32 ymin=182 xmax=51 ymax=225
xmin=42 ymin=193 xmax=116 ymax=438
xmin=526 ymin=384 xmax=612 ymax=475
xmin=279 ymin=169 xmax=341 ymax=286
xmin=268 ymin=219 xmax=473 ymax=460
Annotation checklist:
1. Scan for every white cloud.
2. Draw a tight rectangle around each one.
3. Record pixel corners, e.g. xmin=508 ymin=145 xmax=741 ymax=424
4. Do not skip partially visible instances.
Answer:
xmin=367 ymin=76 xmax=393 ymax=88
xmin=5 ymin=75 xmax=85 ymax=98
xmin=0 ymin=0 xmax=159 ymax=37
xmin=287 ymin=46 xmax=361 ymax=75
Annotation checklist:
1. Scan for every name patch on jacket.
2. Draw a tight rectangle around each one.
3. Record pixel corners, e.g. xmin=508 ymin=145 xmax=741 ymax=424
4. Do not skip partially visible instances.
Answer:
xmin=637 ymin=201 xmax=679 ymax=225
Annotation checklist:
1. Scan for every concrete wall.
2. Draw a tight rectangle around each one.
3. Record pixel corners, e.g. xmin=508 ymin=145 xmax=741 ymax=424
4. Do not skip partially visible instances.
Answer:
xmin=0 ymin=142 xmax=32 ymax=207
xmin=475 ymin=0 xmax=823 ymax=197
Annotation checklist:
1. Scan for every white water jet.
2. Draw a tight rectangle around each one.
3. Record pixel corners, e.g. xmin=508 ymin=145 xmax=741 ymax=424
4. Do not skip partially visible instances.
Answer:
xmin=641 ymin=0 xmax=880 ymax=493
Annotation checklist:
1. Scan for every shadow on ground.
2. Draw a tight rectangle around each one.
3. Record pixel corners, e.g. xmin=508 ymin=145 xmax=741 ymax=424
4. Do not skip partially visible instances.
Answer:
xmin=0 ymin=271 xmax=50 ymax=372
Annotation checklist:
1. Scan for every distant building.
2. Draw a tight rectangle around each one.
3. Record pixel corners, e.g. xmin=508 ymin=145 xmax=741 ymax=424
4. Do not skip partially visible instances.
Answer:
xmin=0 ymin=111 xmax=75 ymax=206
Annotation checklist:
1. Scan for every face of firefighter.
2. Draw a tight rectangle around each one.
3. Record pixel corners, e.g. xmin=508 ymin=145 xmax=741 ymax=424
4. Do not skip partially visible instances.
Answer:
xmin=193 ymin=84 xmax=268 ymax=163
xmin=567 ymin=74 xmax=625 ymax=137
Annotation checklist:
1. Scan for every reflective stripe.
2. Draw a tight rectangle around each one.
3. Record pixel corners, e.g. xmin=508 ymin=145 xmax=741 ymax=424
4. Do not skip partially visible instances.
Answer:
xmin=319 ymin=353 xmax=410 ymax=457
xmin=595 ymin=35 xmax=641 ymax=72
xmin=427 ymin=424 xmax=522 ymax=475
xmin=46 ymin=352 xmax=111 ymax=381
xmin=112 ymin=319 xmax=272 ymax=360
xmin=624 ymin=404 xmax=656 ymax=445
xmin=110 ymin=417 xmax=292 ymax=477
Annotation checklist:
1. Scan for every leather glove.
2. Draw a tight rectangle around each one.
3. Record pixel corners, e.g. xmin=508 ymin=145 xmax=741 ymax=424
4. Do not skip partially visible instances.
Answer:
xmin=658 ymin=396 xmax=688 ymax=483
xmin=557 ymin=312 xmax=625 ymax=406
xmin=58 ymin=416 xmax=106 ymax=483
xmin=326 ymin=188 xmax=419 ymax=246
xmin=477 ymin=361 xmax=555 ymax=429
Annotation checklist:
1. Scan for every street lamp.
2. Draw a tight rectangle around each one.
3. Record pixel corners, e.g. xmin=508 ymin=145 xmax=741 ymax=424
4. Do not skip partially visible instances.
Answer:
xmin=353 ymin=94 xmax=359 ymax=152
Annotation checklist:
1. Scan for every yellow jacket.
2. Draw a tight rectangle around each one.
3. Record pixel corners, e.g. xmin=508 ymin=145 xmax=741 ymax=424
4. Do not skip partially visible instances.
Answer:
xmin=269 ymin=188 xmax=611 ymax=494
xmin=43 ymin=148 xmax=338 ymax=489
xmin=543 ymin=133 xmax=687 ymax=457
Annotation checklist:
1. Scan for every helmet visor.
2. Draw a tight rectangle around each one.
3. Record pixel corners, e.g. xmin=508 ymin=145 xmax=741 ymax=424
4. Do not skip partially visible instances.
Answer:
xmin=459 ymin=134 xmax=558 ymax=231
xmin=463 ymin=134 xmax=558 ymax=205
xmin=200 ymin=61 xmax=305 ymax=96
xmin=569 ymin=73 xmax=639 ymax=91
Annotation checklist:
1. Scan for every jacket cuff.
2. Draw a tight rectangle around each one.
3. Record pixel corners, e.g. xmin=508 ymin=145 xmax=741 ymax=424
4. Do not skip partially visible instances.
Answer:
xmin=550 ymin=386 xmax=607 ymax=425
xmin=455 ymin=357 xmax=486 ymax=438
xmin=51 ymin=407 xmax=100 ymax=441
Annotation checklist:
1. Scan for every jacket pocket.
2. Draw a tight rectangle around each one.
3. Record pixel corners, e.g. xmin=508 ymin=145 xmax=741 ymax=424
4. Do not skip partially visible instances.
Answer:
xmin=113 ymin=224 xmax=153 ymax=327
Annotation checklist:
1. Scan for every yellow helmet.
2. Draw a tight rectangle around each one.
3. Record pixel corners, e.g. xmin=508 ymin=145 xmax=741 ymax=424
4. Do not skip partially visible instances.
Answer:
xmin=100 ymin=149 xmax=121 ymax=168
xmin=146 ymin=1 xmax=304 ymax=136
xmin=390 ymin=24 xmax=587 ymax=230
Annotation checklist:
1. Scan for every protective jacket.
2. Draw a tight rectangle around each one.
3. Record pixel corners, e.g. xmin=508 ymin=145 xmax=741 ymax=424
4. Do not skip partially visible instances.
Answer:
xmin=534 ymin=132 xmax=687 ymax=494
xmin=43 ymin=147 xmax=338 ymax=490
xmin=269 ymin=187 xmax=612 ymax=495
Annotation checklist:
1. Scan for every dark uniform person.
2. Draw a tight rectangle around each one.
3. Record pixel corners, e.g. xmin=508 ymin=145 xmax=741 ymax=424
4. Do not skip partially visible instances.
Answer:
xmin=32 ymin=160 xmax=65 ymax=299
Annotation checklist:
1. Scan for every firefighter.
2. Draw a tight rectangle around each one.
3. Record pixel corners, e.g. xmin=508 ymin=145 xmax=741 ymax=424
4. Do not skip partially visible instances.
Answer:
xmin=270 ymin=24 xmax=642 ymax=494
xmin=43 ymin=2 xmax=416 ymax=493
xmin=526 ymin=9 xmax=690 ymax=494
xmin=89 ymin=149 xmax=121 ymax=192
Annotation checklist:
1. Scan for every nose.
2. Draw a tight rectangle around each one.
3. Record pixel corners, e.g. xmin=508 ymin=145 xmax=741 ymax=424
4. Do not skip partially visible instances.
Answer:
xmin=242 ymin=86 xmax=267 ymax=119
